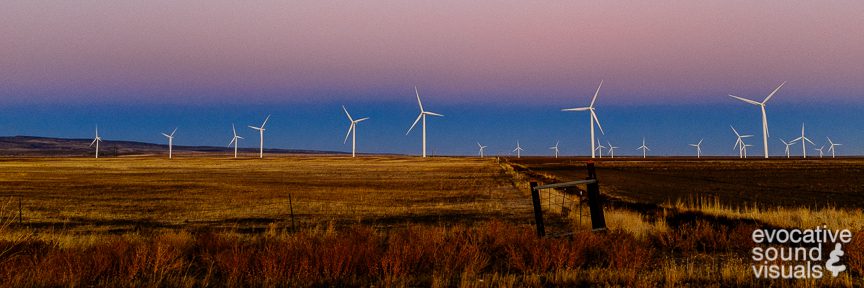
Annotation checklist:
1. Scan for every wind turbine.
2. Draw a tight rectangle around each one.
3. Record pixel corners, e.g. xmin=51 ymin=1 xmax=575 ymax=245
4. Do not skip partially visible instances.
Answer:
xmin=729 ymin=82 xmax=785 ymax=158
xmin=827 ymin=137 xmax=841 ymax=158
xmin=549 ymin=141 xmax=560 ymax=158
xmin=595 ymin=139 xmax=606 ymax=158
xmin=814 ymin=146 xmax=825 ymax=158
xmin=513 ymin=140 xmax=524 ymax=158
xmin=228 ymin=124 xmax=243 ymax=158
xmin=248 ymin=114 xmax=271 ymax=159
xmin=89 ymin=125 xmax=102 ymax=159
xmin=689 ymin=139 xmax=703 ymax=158
xmin=779 ymin=138 xmax=796 ymax=159
xmin=406 ymin=87 xmax=443 ymax=158
xmin=342 ymin=105 xmax=369 ymax=158
xmin=636 ymin=138 xmax=649 ymax=159
xmin=791 ymin=123 xmax=814 ymax=158
xmin=477 ymin=142 xmax=487 ymax=158
xmin=607 ymin=141 xmax=618 ymax=158
xmin=730 ymin=126 xmax=753 ymax=159
xmin=562 ymin=80 xmax=605 ymax=158
xmin=161 ymin=127 xmax=177 ymax=159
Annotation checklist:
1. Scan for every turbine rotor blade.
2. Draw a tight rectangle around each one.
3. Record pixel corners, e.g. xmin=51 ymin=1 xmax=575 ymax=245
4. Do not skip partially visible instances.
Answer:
xmin=762 ymin=81 xmax=786 ymax=104
xmin=261 ymin=114 xmax=271 ymax=129
xmin=592 ymin=110 xmax=605 ymax=135
xmin=354 ymin=117 xmax=370 ymax=122
xmin=415 ymin=86 xmax=424 ymax=112
xmin=562 ymin=107 xmax=590 ymax=112
xmin=406 ymin=114 xmax=422 ymax=135
xmin=161 ymin=133 xmax=171 ymax=138
xmin=344 ymin=123 xmax=354 ymax=144
xmin=424 ymin=111 xmax=444 ymax=117
xmin=171 ymin=127 xmax=177 ymax=137
xmin=342 ymin=105 xmax=353 ymax=121
xmin=590 ymin=80 xmax=603 ymax=108
xmin=729 ymin=95 xmax=762 ymax=106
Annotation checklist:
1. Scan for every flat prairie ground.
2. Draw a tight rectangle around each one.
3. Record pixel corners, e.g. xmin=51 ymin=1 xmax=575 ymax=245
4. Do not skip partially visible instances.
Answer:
xmin=512 ymin=157 xmax=864 ymax=209
xmin=0 ymin=156 xmax=532 ymax=233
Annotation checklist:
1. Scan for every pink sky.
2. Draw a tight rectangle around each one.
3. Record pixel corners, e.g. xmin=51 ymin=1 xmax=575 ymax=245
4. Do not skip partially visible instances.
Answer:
xmin=2 ymin=1 xmax=863 ymax=104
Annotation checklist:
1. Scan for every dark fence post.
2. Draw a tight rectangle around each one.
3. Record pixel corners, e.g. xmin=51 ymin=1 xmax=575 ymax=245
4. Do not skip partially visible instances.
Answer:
xmin=288 ymin=193 xmax=296 ymax=232
xmin=18 ymin=197 xmax=22 ymax=225
xmin=586 ymin=163 xmax=607 ymax=231
xmin=529 ymin=182 xmax=545 ymax=237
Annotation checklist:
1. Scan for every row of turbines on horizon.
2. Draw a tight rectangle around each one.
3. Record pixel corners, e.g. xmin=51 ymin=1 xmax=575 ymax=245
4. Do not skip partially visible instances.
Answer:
xmin=86 ymin=82 xmax=844 ymax=159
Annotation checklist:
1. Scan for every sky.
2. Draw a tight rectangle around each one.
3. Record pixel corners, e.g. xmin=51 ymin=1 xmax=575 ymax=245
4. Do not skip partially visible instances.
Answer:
xmin=1 ymin=1 xmax=863 ymax=156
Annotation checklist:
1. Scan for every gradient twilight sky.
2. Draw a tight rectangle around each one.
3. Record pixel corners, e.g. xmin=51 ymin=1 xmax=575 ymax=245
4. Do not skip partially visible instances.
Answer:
xmin=1 ymin=1 xmax=863 ymax=156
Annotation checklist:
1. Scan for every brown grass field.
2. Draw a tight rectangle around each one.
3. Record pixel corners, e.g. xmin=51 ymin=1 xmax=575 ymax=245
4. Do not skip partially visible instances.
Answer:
xmin=0 ymin=156 xmax=862 ymax=287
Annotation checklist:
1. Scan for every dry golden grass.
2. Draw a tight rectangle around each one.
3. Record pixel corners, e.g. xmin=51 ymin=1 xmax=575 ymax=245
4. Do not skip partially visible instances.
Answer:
xmin=0 ymin=156 xmax=532 ymax=234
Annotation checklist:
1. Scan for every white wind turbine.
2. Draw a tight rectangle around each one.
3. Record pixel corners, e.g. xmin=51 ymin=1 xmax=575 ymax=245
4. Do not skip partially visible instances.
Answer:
xmin=549 ymin=141 xmax=560 ymax=158
xmin=689 ymin=139 xmax=703 ymax=158
xmin=730 ymin=126 xmax=753 ymax=159
xmin=729 ymin=82 xmax=785 ymax=158
xmin=342 ymin=105 xmax=369 ymax=158
xmin=161 ymin=127 xmax=177 ymax=159
xmin=779 ymin=138 xmax=796 ymax=159
xmin=791 ymin=123 xmax=814 ymax=158
xmin=562 ymin=80 xmax=605 ymax=158
xmin=248 ymin=114 xmax=271 ymax=159
xmin=477 ymin=142 xmax=487 ymax=158
xmin=89 ymin=125 xmax=102 ymax=159
xmin=636 ymin=138 xmax=649 ymax=159
xmin=814 ymin=146 xmax=825 ymax=158
xmin=228 ymin=124 xmax=243 ymax=158
xmin=827 ymin=137 xmax=841 ymax=158
xmin=595 ymin=139 xmax=606 ymax=158
xmin=406 ymin=87 xmax=443 ymax=158
xmin=607 ymin=141 xmax=618 ymax=158
xmin=513 ymin=140 xmax=524 ymax=158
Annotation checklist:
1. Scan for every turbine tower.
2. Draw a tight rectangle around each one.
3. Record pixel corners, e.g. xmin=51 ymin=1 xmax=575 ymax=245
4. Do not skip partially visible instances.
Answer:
xmin=406 ymin=87 xmax=443 ymax=158
xmin=779 ymin=138 xmax=796 ymax=159
xmin=731 ymin=126 xmax=753 ymax=159
xmin=477 ymin=142 xmax=487 ymax=158
xmin=89 ymin=125 xmax=102 ymax=159
xmin=549 ymin=141 xmax=560 ymax=158
xmin=595 ymin=139 xmax=606 ymax=158
xmin=229 ymin=124 xmax=243 ymax=158
xmin=689 ymin=139 xmax=703 ymax=158
xmin=161 ymin=127 xmax=177 ymax=159
xmin=827 ymin=137 xmax=841 ymax=158
xmin=562 ymin=80 xmax=605 ymax=158
xmin=248 ymin=114 xmax=271 ymax=159
xmin=607 ymin=141 xmax=618 ymax=158
xmin=636 ymin=138 xmax=650 ymax=159
xmin=791 ymin=123 xmax=814 ymax=158
xmin=342 ymin=105 xmax=369 ymax=158
xmin=814 ymin=146 xmax=824 ymax=158
xmin=513 ymin=141 xmax=524 ymax=158
xmin=729 ymin=82 xmax=785 ymax=158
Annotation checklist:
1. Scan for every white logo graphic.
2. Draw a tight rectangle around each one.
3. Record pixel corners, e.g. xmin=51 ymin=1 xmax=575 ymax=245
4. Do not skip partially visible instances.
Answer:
xmin=825 ymin=243 xmax=846 ymax=277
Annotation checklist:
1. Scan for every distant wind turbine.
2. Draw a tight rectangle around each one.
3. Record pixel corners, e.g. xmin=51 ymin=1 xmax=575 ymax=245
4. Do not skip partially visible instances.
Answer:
xmin=636 ymin=138 xmax=650 ymax=159
xmin=477 ymin=142 xmax=487 ymax=158
xmin=89 ymin=125 xmax=102 ymax=159
xmin=814 ymin=146 xmax=825 ymax=158
xmin=161 ymin=127 xmax=177 ymax=159
xmin=607 ymin=141 xmax=618 ymax=158
xmin=729 ymin=82 xmax=785 ymax=158
xmin=730 ymin=126 xmax=753 ymax=159
xmin=827 ymin=137 xmax=841 ymax=158
xmin=248 ymin=114 xmax=271 ymax=159
xmin=406 ymin=87 xmax=443 ymax=158
xmin=689 ymin=139 xmax=703 ymax=158
xmin=513 ymin=141 xmax=524 ymax=158
xmin=779 ymin=138 xmax=796 ymax=159
xmin=228 ymin=124 xmax=243 ymax=158
xmin=791 ymin=123 xmax=814 ymax=158
xmin=342 ymin=105 xmax=369 ymax=158
xmin=562 ymin=80 xmax=605 ymax=158
xmin=595 ymin=139 xmax=606 ymax=158
xmin=549 ymin=141 xmax=560 ymax=158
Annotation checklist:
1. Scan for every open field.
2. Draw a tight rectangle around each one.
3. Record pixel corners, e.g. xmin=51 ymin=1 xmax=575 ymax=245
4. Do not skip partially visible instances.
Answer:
xmin=0 ymin=156 xmax=531 ymax=233
xmin=0 ymin=156 xmax=861 ymax=287
xmin=511 ymin=157 xmax=864 ymax=209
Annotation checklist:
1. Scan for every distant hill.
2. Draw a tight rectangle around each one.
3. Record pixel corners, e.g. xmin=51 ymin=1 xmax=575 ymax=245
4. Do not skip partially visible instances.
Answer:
xmin=0 ymin=136 xmax=348 ymax=157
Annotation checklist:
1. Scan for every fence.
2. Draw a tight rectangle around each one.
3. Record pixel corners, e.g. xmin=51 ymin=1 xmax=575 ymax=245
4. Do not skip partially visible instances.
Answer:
xmin=530 ymin=162 xmax=607 ymax=237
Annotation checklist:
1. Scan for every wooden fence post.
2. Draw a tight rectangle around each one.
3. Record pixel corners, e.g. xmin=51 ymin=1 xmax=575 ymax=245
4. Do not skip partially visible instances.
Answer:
xmin=289 ymin=193 xmax=296 ymax=232
xmin=586 ymin=163 xmax=607 ymax=231
xmin=18 ymin=197 xmax=22 ymax=225
xmin=529 ymin=182 xmax=545 ymax=237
